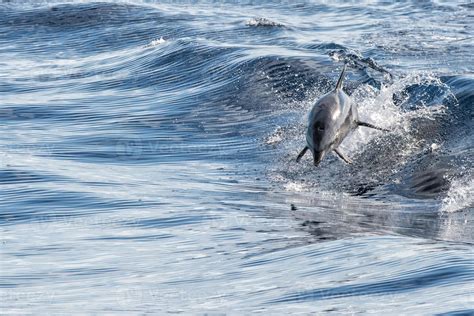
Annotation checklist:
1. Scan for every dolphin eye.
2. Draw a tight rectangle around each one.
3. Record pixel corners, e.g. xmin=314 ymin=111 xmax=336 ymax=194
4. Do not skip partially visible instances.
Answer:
xmin=313 ymin=122 xmax=325 ymax=130
xmin=312 ymin=121 xmax=326 ymax=132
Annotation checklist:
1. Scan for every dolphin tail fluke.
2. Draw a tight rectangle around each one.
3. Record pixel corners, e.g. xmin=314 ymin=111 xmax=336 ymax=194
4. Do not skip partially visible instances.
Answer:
xmin=335 ymin=64 xmax=347 ymax=90
xmin=296 ymin=146 xmax=309 ymax=162
xmin=357 ymin=121 xmax=390 ymax=132
xmin=334 ymin=148 xmax=352 ymax=164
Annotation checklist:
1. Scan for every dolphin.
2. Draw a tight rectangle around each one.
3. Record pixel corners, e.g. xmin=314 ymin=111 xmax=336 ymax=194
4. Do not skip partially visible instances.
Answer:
xmin=296 ymin=64 xmax=388 ymax=166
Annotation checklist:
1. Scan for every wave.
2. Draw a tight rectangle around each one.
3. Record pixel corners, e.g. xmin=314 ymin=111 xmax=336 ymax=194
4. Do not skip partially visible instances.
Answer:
xmin=263 ymin=65 xmax=472 ymax=211
xmin=1 ymin=1 xmax=472 ymax=209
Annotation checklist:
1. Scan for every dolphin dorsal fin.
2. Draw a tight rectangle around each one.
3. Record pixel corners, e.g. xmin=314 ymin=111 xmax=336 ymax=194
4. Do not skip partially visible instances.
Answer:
xmin=335 ymin=64 xmax=347 ymax=90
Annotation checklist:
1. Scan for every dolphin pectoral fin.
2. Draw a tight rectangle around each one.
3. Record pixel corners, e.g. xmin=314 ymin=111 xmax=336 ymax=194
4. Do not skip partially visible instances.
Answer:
xmin=296 ymin=146 xmax=309 ymax=162
xmin=357 ymin=121 xmax=390 ymax=132
xmin=334 ymin=148 xmax=352 ymax=164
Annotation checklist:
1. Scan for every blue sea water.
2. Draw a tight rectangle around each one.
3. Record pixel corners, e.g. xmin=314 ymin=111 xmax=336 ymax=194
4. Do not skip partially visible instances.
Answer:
xmin=0 ymin=1 xmax=473 ymax=314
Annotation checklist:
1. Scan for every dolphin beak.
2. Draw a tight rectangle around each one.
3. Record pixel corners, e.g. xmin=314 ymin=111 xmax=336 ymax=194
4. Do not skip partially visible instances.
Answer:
xmin=313 ymin=151 xmax=324 ymax=166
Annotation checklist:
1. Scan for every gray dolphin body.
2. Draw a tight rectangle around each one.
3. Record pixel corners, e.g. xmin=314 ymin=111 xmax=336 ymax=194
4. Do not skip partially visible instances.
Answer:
xmin=296 ymin=65 xmax=388 ymax=166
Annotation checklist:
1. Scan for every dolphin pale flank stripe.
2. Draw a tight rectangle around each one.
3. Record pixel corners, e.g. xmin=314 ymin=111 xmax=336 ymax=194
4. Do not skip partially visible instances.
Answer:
xmin=296 ymin=64 xmax=388 ymax=166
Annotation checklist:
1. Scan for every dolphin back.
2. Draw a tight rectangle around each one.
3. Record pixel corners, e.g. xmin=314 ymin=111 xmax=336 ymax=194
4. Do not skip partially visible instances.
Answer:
xmin=335 ymin=64 xmax=346 ymax=90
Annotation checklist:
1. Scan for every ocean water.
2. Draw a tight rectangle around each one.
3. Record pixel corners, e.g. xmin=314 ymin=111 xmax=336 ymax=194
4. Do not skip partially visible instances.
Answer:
xmin=0 ymin=1 xmax=473 ymax=314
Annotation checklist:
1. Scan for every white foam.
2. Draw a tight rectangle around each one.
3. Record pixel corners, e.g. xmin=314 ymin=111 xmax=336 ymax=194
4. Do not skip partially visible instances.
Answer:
xmin=441 ymin=176 xmax=474 ymax=213
xmin=149 ymin=37 xmax=166 ymax=46
xmin=283 ymin=181 xmax=306 ymax=192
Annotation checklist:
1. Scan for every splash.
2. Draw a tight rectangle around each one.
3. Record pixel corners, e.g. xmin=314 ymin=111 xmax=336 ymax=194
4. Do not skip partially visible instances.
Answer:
xmin=246 ymin=17 xmax=284 ymax=27
xmin=148 ymin=37 xmax=166 ymax=47
xmin=267 ymin=69 xmax=459 ymax=198
xmin=329 ymin=49 xmax=393 ymax=80
xmin=441 ymin=176 xmax=474 ymax=213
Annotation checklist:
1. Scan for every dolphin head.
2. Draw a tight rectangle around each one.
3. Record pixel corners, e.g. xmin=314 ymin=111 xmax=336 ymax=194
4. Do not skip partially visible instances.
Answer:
xmin=308 ymin=119 xmax=331 ymax=166
xmin=306 ymin=100 xmax=340 ymax=166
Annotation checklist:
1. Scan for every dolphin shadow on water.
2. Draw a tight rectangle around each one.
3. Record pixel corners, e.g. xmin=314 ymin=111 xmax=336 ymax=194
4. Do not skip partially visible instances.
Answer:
xmin=296 ymin=64 xmax=389 ymax=166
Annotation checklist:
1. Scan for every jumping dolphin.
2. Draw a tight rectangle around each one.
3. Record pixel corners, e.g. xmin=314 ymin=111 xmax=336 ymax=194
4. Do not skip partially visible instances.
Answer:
xmin=296 ymin=64 xmax=388 ymax=166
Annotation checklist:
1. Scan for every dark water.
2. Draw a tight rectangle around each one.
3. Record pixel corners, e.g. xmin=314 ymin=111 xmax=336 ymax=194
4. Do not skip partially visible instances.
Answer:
xmin=1 ymin=1 xmax=473 ymax=314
